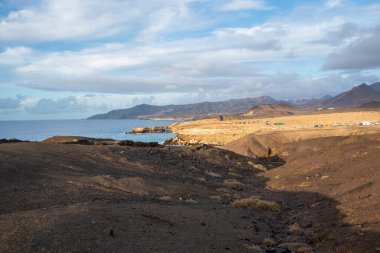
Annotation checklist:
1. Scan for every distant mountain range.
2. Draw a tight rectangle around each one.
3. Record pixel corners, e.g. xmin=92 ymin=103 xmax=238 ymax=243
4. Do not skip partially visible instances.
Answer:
xmin=88 ymin=82 xmax=380 ymax=120
xmin=88 ymin=96 xmax=277 ymax=119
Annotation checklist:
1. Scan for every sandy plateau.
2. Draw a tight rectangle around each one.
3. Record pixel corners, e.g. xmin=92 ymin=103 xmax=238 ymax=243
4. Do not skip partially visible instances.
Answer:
xmin=169 ymin=111 xmax=380 ymax=145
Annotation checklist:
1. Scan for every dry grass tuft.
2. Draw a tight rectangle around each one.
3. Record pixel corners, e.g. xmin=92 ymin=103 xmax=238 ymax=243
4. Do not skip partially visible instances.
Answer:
xmin=245 ymin=243 xmax=263 ymax=252
xmin=337 ymin=205 xmax=357 ymax=223
xmin=288 ymin=223 xmax=304 ymax=234
xmin=262 ymin=238 xmax=276 ymax=246
xmin=279 ymin=243 xmax=312 ymax=253
xmin=205 ymin=171 xmax=221 ymax=178
xmin=227 ymin=172 xmax=243 ymax=178
xmin=297 ymin=246 xmax=313 ymax=253
xmin=224 ymin=179 xmax=244 ymax=187
xmin=298 ymin=181 xmax=312 ymax=187
xmin=232 ymin=197 xmax=279 ymax=212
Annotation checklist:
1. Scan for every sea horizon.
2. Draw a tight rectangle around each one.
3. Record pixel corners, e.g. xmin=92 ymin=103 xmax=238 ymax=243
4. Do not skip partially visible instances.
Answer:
xmin=0 ymin=119 xmax=179 ymax=143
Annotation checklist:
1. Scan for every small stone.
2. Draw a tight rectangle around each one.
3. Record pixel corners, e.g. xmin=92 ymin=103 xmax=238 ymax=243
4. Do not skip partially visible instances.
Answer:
xmin=265 ymin=247 xmax=276 ymax=253
xmin=185 ymin=198 xmax=198 ymax=204
xmin=191 ymin=166 xmax=199 ymax=172
xmin=209 ymin=195 xmax=221 ymax=202
xmin=205 ymin=171 xmax=221 ymax=178
xmin=253 ymin=164 xmax=267 ymax=171
xmin=159 ymin=196 xmax=172 ymax=202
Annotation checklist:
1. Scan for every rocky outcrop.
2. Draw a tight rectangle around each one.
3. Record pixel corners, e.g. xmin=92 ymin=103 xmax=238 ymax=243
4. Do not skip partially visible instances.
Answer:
xmin=43 ymin=136 xmax=160 ymax=147
xmin=117 ymin=140 xmax=160 ymax=147
xmin=0 ymin=138 xmax=26 ymax=144
xmin=163 ymin=135 xmax=222 ymax=146
xmin=129 ymin=126 xmax=171 ymax=134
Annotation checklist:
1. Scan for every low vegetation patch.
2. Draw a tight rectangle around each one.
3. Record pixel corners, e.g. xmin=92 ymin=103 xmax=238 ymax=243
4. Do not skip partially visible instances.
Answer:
xmin=227 ymin=172 xmax=243 ymax=178
xmin=288 ymin=223 xmax=304 ymax=234
xmin=232 ymin=197 xmax=279 ymax=212
xmin=262 ymin=238 xmax=276 ymax=246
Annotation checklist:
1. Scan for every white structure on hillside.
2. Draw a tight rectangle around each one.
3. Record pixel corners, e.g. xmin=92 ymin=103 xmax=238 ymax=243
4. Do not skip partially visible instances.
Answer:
xmin=361 ymin=121 xmax=371 ymax=126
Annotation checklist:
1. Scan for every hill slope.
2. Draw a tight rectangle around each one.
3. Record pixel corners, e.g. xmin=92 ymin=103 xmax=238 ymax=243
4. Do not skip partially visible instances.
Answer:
xmin=357 ymin=101 xmax=380 ymax=108
xmin=371 ymin=82 xmax=380 ymax=93
xmin=88 ymin=96 xmax=277 ymax=119
xmin=242 ymin=104 xmax=297 ymax=118
xmin=323 ymin=83 xmax=380 ymax=108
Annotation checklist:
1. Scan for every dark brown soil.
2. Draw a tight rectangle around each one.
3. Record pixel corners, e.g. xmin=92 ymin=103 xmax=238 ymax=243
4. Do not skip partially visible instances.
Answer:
xmin=0 ymin=137 xmax=379 ymax=252
xmin=264 ymin=134 xmax=380 ymax=252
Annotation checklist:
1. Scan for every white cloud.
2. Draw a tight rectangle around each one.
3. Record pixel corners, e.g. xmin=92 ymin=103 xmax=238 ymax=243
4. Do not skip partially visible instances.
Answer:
xmin=326 ymin=0 xmax=341 ymax=8
xmin=324 ymin=26 xmax=380 ymax=70
xmin=25 ymin=95 xmax=110 ymax=114
xmin=1 ymin=0 xmax=380 ymax=109
xmin=0 ymin=0 xmax=196 ymax=42
xmin=1 ymin=0 xmax=121 ymax=41
xmin=0 ymin=96 xmax=24 ymax=109
xmin=9 ymin=20 xmax=347 ymax=79
xmin=0 ymin=47 xmax=34 ymax=65
xmin=219 ymin=0 xmax=271 ymax=11
xmin=3 ymin=17 xmax=373 ymax=97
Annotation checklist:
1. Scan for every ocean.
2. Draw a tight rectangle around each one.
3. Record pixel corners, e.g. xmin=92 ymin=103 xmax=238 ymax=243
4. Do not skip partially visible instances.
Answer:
xmin=0 ymin=119 xmax=179 ymax=143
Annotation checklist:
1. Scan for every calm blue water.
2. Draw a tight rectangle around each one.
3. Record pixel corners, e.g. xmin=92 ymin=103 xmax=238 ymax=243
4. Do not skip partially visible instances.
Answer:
xmin=0 ymin=119 xmax=179 ymax=143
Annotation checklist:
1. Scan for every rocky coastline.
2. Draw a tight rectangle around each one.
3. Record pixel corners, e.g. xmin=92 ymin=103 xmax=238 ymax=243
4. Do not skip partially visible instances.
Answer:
xmin=128 ymin=126 xmax=172 ymax=134
xmin=42 ymin=136 xmax=160 ymax=147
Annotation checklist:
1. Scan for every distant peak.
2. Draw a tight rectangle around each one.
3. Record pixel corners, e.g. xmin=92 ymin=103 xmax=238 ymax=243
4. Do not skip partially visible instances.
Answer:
xmin=135 ymin=103 xmax=153 ymax=107
xmin=350 ymin=83 xmax=371 ymax=91
xmin=320 ymin=95 xmax=332 ymax=100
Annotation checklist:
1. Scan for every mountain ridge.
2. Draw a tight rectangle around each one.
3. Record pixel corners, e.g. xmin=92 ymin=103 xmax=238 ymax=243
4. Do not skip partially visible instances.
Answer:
xmin=88 ymin=96 xmax=277 ymax=120
xmin=323 ymin=83 xmax=380 ymax=108
xmin=88 ymin=82 xmax=380 ymax=119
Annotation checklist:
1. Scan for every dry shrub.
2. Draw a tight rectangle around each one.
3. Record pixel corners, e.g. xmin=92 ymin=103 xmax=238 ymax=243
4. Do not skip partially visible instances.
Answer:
xmin=288 ymin=223 xmax=304 ymax=234
xmin=224 ymin=179 xmax=244 ymax=186
xmin=227 ymin=172 xmax=243 ymax=178
xmin=232 ymin=197 xmax=279 ymax=212
xmin=262 ymin=238 xmax=276 ymax=246
xmin=279 ymin=243 xmax=312 ymax=253
xmin=245 ymin=244 xmax=263 ymax=252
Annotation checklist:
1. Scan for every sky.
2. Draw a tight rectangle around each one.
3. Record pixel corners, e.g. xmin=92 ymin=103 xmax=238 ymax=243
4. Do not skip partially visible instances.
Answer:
xmin=0 ymin=0 xmax=380 ymax=120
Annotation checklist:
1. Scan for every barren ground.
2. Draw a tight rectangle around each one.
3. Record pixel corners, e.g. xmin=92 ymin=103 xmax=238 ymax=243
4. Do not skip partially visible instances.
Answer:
xmin=0 ymin=135 xmax=379 ymax=252
xmin=1 ymin=111 xmax=380 ymax=252
xmin=170 ymin=111 xmax=380 ymax=145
